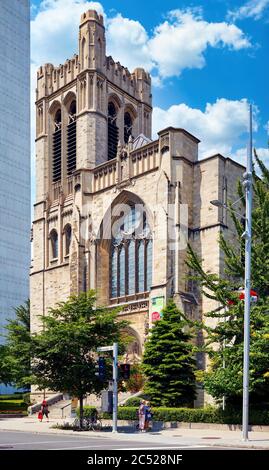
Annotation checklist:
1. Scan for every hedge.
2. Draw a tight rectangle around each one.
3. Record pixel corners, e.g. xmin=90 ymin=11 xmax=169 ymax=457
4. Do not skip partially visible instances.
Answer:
xmin=76 ymin=406 xmax=97 ymax=418
xmin=78 ymin=405 xmax=269 ymax=425
xmin=0 ymin=400 xmax=27 ymax=414
xmin=0 ymin=394 xmax=24 ymax=401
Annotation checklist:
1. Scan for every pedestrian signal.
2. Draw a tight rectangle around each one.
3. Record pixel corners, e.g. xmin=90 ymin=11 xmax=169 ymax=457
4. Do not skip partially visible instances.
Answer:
xmin=120 ymin=363 xmax=130 ymax=380
xmin=95 ymin=356 xmax=106 ymax=380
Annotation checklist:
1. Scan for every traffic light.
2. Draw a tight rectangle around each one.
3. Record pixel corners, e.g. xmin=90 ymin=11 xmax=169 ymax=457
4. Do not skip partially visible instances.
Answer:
xmin=120 ymin=363 xmax=130 ymax=380
xmin=95 ymin=356 xmax=106 ymax=380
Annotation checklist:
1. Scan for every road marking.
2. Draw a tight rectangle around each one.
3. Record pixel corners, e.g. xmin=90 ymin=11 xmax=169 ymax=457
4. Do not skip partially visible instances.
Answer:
xmin=117 ymin=446 xmax=209 ymax=450
xmin=50 ymin=444 xmax=121 ymax=450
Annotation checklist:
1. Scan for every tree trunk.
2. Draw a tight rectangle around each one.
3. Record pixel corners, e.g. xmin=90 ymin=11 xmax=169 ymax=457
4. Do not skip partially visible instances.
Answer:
xmin=79 ymin=396 xmax=84 ymax=429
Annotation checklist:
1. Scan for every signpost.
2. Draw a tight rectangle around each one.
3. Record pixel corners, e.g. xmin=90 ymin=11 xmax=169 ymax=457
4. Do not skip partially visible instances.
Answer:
xmin=97 ymin=342 xmax=118 ymax=433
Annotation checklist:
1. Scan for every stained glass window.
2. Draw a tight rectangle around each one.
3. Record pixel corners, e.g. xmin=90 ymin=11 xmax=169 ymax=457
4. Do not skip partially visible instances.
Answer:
xmin=138 ymin=240 xmax=145 ymax=293
xmin=146 ymin=239 xmax=152 ymax=291
xmin=119 ymin=246 xmax=125 ymax=296
xmin=110 ymin=205 xmax=152 ymax=298
xmin=128 ymin=240 xmax=135 ymax=294
xmin=111 ymin=245 xmax=118 ymax=298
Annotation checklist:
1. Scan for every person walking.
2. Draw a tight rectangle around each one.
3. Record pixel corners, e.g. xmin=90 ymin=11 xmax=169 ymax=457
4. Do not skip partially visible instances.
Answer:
xmin=138 ymin=400 xmax=146 ymax=432
xmin=41 ymin=399 xmax=50 ymax=422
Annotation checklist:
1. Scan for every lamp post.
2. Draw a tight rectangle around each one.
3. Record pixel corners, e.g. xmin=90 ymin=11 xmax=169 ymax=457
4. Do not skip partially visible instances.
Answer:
xmin=210 ymin=103 xmax=253 ymax=441
xmin=242 ymin=104 xmax=253 ymax=441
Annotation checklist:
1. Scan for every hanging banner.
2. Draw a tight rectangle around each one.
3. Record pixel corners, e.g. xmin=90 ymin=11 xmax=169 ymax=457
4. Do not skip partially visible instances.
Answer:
xmin=151 ymin=296 xmax=165 ymax=322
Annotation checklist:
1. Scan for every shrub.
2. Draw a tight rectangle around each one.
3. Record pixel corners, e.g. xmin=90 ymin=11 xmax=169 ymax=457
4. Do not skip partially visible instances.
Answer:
xmin=76 ymin=406 xmax=97 ymax=418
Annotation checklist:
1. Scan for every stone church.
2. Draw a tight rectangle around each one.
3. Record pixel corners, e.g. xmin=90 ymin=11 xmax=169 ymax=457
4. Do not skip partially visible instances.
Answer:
xmin=31 ymin=10 xmax=244 ymax=403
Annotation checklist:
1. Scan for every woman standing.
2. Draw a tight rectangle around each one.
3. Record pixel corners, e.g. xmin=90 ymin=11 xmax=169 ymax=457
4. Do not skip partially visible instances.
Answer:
xmin=138 ymin=400 xmax=146 ymax=432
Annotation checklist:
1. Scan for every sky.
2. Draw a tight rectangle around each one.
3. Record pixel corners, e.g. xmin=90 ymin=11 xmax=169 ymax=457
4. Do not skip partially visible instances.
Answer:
xmin=30 ymin=0 xmax=269 ymax=174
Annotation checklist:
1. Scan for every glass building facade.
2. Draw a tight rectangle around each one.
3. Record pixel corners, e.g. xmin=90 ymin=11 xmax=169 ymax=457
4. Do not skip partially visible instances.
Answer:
xmin=0 ymin=1 xmax=30 ymax=391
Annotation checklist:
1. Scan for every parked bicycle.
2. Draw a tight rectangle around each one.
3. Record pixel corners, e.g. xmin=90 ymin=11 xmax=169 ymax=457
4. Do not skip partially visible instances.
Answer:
xmin=73 ymin=411 xmax=102 ymax=431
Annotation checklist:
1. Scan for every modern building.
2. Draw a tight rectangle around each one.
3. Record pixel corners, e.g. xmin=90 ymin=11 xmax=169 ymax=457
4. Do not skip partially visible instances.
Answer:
xmin=30 ymin=10 xmax=244 ymax=404
xmin=0 ymin=0 xmax=30 ymax=392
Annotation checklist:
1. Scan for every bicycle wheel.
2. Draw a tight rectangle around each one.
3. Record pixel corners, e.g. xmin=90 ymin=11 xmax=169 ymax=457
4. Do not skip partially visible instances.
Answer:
xmin=73 ymin=417 xmax=88 ymax=430
xmin=92 ymin=419 xmax=102 ymax=431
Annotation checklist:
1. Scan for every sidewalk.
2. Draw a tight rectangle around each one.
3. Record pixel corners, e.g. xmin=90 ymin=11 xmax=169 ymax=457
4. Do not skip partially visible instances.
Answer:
xmin=0 ymin=416 xmax=269 ymax=449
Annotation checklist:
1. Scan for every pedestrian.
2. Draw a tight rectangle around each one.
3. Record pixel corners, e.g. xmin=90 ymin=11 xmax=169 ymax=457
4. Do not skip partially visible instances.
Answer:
xmin=144 ymin=401 xmax=153 ymax=431
xmin=38 ymin=410 xmax=43 ymax=422
xmin=138 ymin=400 xmax=146 ymax=432
xmin=41 ymin=399 xmax=50 ymax=422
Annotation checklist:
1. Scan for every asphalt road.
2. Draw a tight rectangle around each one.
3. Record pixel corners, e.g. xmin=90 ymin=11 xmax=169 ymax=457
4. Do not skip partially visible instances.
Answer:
xmin=0 ymin=430 xmax=245 ymax=450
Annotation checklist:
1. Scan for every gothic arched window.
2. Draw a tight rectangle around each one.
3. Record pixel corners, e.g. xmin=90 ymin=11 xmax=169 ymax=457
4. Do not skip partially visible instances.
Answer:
xmin=52 ymin=109 xmax=62 ymax=182
xmin=64 ymin=224 xmax=72 ymax=256
xmin=50 ymin=230 xmax=58 ymax=259
xmin=110 ymin=205 xmax=152 ymax=298
xmin=124 ymin=112 xmax=132 ymax=144
xmin=108 ymin=102 xmax=118 ymax=160
xmin=67 ymin=100 xmax=77 ymax=176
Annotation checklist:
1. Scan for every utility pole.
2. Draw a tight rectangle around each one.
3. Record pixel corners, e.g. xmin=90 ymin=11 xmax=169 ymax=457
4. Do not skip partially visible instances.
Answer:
xmin=112 ymin=342 xmax=118 ymax=433
xmin=242 ymin=103 xmax=253 ymax=441
xmin=97 ymin=342 xmax=118 ymax=433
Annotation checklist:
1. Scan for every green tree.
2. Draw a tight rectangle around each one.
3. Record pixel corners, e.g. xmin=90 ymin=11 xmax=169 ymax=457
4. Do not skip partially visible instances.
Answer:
xmin=31 ymin=290 xmax=128 ymax=427
xmin=0 ymin=344 xmax=13 ymax=385
xmin=141 ymin=300 xmax=197 ymax=407
xmin=187 ymin=149 xmax=269 ymax=407
xmin=0 ymin=300 xmax=31 ymax=389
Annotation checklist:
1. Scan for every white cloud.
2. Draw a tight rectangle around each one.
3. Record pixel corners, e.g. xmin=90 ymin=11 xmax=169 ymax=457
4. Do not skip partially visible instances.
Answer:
xmin=231 ymin=147 xmax=269 ymax=171
xmin=228 ymin=0 xmax=269 ymax=21
xmin=147 ymin=9 xmax=251 ymax=79
xmin=105 ymin=9 xmax=251 ymax=80
xmin=152 ymin=98 xmax=257 ymax=159
xmin=106 ymin=15 xmax=153 ymax=73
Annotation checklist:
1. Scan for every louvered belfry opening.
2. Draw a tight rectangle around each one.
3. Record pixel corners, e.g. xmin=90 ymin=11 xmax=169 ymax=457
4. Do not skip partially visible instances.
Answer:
xmin=124 ymin=112 xmax=132 ymax=144
xmin=108 ymin=102 xmax=118 ymax=160
xmin=67 ymin=100 xmax=77 ymax=176
xmin=52 ymin=109 xmax=62 ymax=182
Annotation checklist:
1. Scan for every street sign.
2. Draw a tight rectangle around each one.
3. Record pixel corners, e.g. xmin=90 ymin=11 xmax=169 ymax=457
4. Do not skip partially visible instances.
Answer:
xmin=97 ymin=346 xmax=113 ymax=352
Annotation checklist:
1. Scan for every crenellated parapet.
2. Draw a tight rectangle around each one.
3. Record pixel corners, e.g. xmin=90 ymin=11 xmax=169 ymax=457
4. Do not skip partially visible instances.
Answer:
xmin=105 ymin=59 xmax=151 ymax=105
xmin=36 ymin=55 xmax=79 ymax=100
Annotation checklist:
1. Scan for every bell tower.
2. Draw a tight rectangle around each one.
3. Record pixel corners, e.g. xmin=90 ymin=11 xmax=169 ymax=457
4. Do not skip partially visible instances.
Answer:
xmin=76 ymin=10 xmax=107 ymax=167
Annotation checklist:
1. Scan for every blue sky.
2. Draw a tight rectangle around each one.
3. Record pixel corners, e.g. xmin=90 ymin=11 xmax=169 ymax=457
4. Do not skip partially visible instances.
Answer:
xmin=30 ymin=0 xmax=269 ymax=165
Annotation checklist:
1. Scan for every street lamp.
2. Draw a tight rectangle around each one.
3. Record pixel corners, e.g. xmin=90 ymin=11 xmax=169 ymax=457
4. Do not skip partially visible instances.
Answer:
xmin=210 ymin=104 xmax=253 ymax=441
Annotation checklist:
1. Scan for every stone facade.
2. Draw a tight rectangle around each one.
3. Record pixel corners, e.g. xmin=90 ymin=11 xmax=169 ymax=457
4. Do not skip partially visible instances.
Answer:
xmin=31 ymin=9 xmax=245 ymax=404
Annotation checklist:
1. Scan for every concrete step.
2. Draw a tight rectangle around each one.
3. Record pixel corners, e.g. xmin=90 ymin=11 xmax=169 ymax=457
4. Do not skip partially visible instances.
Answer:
xmin=46 ymin=399 xmax=72 ymax=419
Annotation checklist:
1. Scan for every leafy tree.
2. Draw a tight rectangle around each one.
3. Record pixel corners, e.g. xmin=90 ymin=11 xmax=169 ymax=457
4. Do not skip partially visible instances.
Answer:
xmin=31 ymin=290 xmax=128 ymax=427
xmin=141 ymin=300 xmax=197 ymax=407
xmin=0 ymin=300 xmax=31 ymax=389
xmin=0 ymin=344 xmax=13 ymax=385
xmin=187 ymin=149 xmax=269 ymax=407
